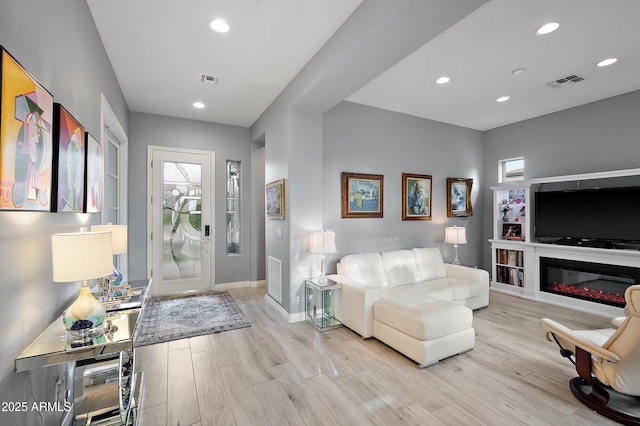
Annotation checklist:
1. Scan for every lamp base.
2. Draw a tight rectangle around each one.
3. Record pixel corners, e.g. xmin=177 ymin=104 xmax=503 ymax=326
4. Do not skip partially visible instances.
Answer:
xmin=452 ymin=245 xmax=461 ymax=265
xmin=63 ymin=281 xmax=106 ymax=344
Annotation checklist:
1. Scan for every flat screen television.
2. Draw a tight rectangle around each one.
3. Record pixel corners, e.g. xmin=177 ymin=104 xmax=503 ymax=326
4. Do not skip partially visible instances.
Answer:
xmin=534 ymin=186 xmax=640 ymax=244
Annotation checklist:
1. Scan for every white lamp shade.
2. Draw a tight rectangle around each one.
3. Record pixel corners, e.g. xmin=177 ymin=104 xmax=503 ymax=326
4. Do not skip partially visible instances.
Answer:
xmin=91 ymin=224 xmax=127 ymax=254
xmin=51 ymin=232 xmax=114 ymax=282
xmin=309 ymin=231 xmax=337 ymax=254
xmin=444 ymin=226 xmax=467 ymax=245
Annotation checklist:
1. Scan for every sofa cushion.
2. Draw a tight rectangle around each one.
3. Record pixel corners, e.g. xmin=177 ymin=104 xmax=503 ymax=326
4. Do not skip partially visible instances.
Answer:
xmin=412 ymin=248 xmax=447 ymax=281
xmin=339 ymin=253 xmax=388 ymax=287
xmin=381 ymin=283 xmax=454 ymax=303
xmin=421 ymin=277 xmax=482 ymax=301
xmin=374 ymin=298 xmax=472 ymax=341
xmin=382 ymin=250 xmax=421 ymax=288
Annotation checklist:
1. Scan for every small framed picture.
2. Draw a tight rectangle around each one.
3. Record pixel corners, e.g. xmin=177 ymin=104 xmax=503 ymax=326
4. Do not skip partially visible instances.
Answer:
xmin=502 ymin=223 xmax=522 ymax=240
xmin=84 ymin=133 xmax=103 ymax=213
xmin=402 ymin=173 xmax=432 ymax=221
xmin=447 ymin=177 xmax=473 ymax=217
xmin=341 ymin=172 xmax=383 ymax=218
xmin=266 ymin=179 xmax=284 ymax=219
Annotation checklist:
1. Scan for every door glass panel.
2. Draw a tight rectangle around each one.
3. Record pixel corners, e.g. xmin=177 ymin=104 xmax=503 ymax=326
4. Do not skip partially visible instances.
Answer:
xmin=163 ymin=161 xmax=202 ymax=281
xmin=226 ymin=161 xmax=240 ymax=254
xmin=107 ymin=142 xmax=118 ymax=176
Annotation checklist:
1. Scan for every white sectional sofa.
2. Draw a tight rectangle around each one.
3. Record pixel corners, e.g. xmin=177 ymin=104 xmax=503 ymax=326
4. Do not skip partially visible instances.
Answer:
xmin=328 ymin=248 xmax=489 ymax=367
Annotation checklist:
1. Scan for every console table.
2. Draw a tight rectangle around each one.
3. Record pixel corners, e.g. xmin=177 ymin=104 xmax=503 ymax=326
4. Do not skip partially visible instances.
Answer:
xmin=15 ymin=279 xmax=151 ymax=425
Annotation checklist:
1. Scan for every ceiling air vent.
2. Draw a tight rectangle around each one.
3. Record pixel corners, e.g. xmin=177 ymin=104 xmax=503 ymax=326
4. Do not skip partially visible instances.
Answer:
xmin=545 ymin=74 xmax=585 ymax=89
xmin=198 ymin=74 xmax=220 ymax=85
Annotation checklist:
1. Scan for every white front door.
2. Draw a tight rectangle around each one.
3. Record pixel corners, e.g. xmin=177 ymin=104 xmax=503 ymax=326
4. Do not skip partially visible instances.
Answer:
xmin=149 ymin=147 xmax=215 ymax=296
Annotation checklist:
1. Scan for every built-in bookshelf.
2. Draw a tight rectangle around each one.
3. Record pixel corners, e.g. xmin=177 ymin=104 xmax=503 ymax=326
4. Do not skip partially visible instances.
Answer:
xmin=495 ymin=248 xmax=524 ymax=287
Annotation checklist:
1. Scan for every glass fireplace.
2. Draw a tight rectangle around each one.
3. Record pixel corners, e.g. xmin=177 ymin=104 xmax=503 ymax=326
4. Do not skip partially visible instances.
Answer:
xmin=540 ymin=257 xmax=640 ymax=308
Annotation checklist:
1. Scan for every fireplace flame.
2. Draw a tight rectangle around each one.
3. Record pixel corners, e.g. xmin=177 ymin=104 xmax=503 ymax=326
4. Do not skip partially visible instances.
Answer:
xmin=550 ymin=282 xmax=624 ymax=305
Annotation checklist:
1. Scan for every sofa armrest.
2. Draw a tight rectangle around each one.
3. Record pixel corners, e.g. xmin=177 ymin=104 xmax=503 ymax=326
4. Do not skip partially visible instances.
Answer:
xmin=444 ymin=264 xmax=490 ymax=308
xmin=327 ymin=274 xmax=381 ymax=338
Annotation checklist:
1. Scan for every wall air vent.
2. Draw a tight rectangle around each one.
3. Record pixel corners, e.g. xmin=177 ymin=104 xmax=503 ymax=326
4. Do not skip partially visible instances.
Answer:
xmin=198 ymin=74 xmax=220 ymax=85
xmin=545 ymin=74 xmax=585 ymax=89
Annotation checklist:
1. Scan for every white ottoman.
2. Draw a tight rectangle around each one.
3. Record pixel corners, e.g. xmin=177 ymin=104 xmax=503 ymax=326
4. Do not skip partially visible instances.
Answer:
xmin=373 ymin=297 xmax=475 ymax=367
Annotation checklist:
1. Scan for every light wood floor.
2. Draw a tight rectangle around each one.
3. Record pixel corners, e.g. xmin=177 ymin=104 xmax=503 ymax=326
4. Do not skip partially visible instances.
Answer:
xmin=134 ymin=287 xmax=623 ymax=426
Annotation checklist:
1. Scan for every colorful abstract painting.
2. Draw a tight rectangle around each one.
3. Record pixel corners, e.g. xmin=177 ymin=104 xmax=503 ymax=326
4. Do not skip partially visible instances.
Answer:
xmin=53 ymin=104 xmax=85 ymax=212
xmin=0 ymin=46 xmax=54 ymax=211
xmin=84 ymin=133 xmax=102 ymax=213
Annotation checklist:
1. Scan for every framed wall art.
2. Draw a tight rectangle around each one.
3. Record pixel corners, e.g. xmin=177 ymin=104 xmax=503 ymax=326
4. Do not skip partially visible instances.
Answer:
xmin=447 ymin=177 xmax=473 ymax=217
xmin=341 ymin=172 xmax=383 ymax=218
xmin=402 ymin=173 xmax=432 ymax=220
xmin=0 ymin=46 xmax=54 ymax=211
xmin=266 ymin=178 xmax=284 ymax=219
xmin=84 ymin=132 xmax=103 ymax=213
xmin=52 ymin=103 xmax=85 ymax=212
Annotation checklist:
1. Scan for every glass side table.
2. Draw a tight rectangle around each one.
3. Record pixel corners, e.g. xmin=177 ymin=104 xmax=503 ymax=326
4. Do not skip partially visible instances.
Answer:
xmin=305 ymin=277 xmax=342 ymax=332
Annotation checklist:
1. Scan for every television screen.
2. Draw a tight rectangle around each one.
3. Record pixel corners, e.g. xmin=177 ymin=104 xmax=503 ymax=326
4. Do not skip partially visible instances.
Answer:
xmin=534 ymin=186 xmax=640 ymax=243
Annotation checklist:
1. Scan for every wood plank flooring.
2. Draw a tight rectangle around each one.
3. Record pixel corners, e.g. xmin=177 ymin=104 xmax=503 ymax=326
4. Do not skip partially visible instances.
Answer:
xmin=134 ymin=287 xmax=624 ymax=426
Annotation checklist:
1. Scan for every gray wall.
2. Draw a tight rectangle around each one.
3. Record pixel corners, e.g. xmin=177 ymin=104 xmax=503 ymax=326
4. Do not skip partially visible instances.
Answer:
xmin=250 ymin=0 xmax=486 ymax=315
xmin=482 ymin=90 xmax=640 ymax=271
xmin=0 ymin=1 xmax=128 ymax=425
xmin=127 ymin=112 xmax=252 ymax=285
xmin=323 ymin=101 xmax=485 ymax=270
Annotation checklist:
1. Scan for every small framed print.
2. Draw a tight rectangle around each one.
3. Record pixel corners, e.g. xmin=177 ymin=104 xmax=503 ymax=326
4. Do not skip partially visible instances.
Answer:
xmin=502 ymin=223 xmax=522 ymax=240
xmin=341 ymin=172 xmax=383 ymax=218
xmin=447 ymin=177 xmax=473 ymax=217
xmin=266 ymin=179 xmax=284 ymax=219
xmin=402 ymin=173 xmax=431 ymax=221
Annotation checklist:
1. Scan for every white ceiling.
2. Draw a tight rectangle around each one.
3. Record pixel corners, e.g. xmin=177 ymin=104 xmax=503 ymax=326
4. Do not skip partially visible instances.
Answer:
xmin=86 ymin=0 xmax=362 ymax=128
xmin=88 ymin=0 xmax=640 ymax=131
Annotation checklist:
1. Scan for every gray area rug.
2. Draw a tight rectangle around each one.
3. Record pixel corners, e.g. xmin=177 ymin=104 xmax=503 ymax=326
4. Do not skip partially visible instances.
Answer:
xmin=133 ymin=291 xmax=250 ymax=347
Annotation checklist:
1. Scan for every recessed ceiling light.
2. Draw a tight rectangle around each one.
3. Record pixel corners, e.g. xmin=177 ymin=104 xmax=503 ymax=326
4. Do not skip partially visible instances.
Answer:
xmin=511 ymin=68 xmax=527 ymax=75
xmin=535 ymin=22 xmax=559 ymax=35
xmin=496 ymin=96 xmax=510 ymax=103
xmin=209 ymin=19 xmax=230 ymax=33
xmin=596 ymin=58 xmax=618 ymax=67
xmin=193 ymin=102 xmax=205 ymax=109
xmin=435 ymin=76 xmax=450 ymax=84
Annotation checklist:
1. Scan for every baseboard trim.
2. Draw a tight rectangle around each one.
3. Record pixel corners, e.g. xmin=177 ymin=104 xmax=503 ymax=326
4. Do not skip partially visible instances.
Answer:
xmin=263 ymin=295 xmax=305 ymax=323
xmin=215 ymin=280 xmax=266 ymax=290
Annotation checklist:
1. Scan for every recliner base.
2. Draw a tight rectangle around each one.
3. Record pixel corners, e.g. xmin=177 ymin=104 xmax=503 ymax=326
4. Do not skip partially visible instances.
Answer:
xmin=570 ymin=377 xmax=640 ymax=426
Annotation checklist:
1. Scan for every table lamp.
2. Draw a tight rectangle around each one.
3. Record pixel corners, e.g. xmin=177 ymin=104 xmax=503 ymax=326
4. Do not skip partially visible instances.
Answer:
xmin=310 ymin=230 xmax=337 ymax=282
xmin=51 ymin=231 xmax=113 ymax=343
xmin=91 ymin=222 xmax=127 ymax=303
xmin=444 ymin=225 xmax=467 ymax=265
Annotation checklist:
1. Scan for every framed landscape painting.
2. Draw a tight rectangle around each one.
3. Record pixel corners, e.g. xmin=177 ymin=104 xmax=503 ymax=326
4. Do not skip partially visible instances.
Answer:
xmin=84 ymin=132 xmax=103 ymax=213
xmin=266 ymin=179 xmax=284 ymax=219
xmin=0 ymin=46 xmax=54 ymax=211
xmin=52 ymin=103 xmax=85 ymax=212
xmin=402 ymin=173 xmax=432 ymax=220
xmin=447 ymin=177 xmax=473 ymax=217
xmin=341 ymin=172 xmax=383 ymax=218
